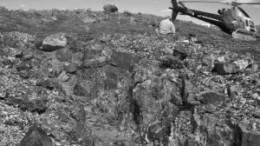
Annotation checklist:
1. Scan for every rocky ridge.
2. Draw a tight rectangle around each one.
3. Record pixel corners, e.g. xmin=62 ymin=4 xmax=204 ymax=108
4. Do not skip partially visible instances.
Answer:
xmin=0 ymin=8 xmax=260 ymax=146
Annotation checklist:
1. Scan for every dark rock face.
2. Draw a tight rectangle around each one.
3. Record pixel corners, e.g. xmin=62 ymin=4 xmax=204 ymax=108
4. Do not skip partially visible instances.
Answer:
xmin=20 ymin=125 xmax=52 ymax=146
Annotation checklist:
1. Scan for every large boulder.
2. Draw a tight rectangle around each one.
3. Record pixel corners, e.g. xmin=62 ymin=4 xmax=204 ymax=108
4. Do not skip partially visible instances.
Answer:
xmin=103 ymin=4 xmax=118 ymax=14
xmin=41 ymin=33 xmax=67 ymax=52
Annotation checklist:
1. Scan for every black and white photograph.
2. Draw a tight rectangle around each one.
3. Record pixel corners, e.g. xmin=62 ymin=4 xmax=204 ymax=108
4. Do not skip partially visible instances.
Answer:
xmin=0 ymin=0 xmax=260 ymax=145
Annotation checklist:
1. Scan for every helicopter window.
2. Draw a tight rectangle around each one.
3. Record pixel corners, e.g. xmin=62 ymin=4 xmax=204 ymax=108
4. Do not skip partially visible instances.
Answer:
xmin=246 ymin=20 xmax=248 ymax=26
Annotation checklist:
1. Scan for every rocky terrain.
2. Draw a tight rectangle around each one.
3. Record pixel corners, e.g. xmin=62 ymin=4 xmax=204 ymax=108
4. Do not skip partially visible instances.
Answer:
xmin=1 ymin=7 xmax=260 ymax=146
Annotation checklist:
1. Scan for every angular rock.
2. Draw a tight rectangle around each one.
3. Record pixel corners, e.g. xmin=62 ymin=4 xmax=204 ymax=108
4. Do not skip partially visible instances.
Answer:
xmin=19 ymin=99 xmax=47 ymax=114
xmin=20 ymin=125 xmax=52 ymax=146
xmin=147 ymin=120 xmax=171 ymax=143
xmin=247 ymin=64 xmax=259 ymax=73
xmin=41 ymin=33 xmax=67 ymax=52
xmin=181 ymin=79 xmax=200 ymax=105
xmin=110 ymin=51 xmax=141 ymax=71
xmin=104 ymin=66 xmax=120 ymax=90
xmin=67 ymin=104 xmax=95 ymax=145
xmin=173 ymin=46 xmax=188 ymax=60
xmin=82 ymin=49 xmax=107 ymax=68
xmin=160 ymin=55 xmax=184 ymax=69
xmin=199 ymin=92 xmax=227 ymax=104
xmin=36 ymin=79 xmax=55 ymax=90
xmin=64 ymin=62 xmax=77 ymax=74
xmin=238 ymin=123 xmax=260 ymax=146
xmin=193 ymin=113 xmax=238 ymax=146
xmin=58 ymin=71 xmax=70 ymax=82
xmin=56 ymin=47 xmax=73 ymax=62
xmin=59 ymin=74 xmax=78 ymax=96
xmin=132 ymin=74 xmax=181 ymax=130
xmin=233 ymin=60 xmax=249 ymax=70
xmin=227 ymin=85 xmax=242 ymax=97
xmin=212 ymin=62 xmax=240 ymax=75
xmin=5 ymin=93 xmax=48 ymax=114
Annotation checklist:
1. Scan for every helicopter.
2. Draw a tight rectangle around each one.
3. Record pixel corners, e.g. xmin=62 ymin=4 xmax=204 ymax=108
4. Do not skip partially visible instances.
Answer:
xmin=169 ymin=0 xmax=260 ymax=40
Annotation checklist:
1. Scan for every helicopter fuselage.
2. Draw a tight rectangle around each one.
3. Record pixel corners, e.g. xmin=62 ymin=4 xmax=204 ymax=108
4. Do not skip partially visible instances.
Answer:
xmin=170 ymin=0 xmax=257 ymax=35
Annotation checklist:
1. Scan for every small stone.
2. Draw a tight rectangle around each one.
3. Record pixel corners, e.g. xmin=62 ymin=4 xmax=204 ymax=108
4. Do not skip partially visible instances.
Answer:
xmin=252 ymin=93 xmax=260 ymax=101
xmin=188 ymin=33 xmax=197 ymax=42
xmin=64 ymin=62 xmax=77 ymax=74
xmin=233 ymin=60 xmax=249 ymax=70
xmin=58 ymin=71 xmax=70 ymax=82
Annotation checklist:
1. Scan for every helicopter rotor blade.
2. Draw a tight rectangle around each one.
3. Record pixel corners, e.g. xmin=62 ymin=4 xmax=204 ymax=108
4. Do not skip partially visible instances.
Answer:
xmin=180 ymin=0 xmax=229 ymax=5
xmin=181 ymin=0 xmax=260 ymax=5
xmin=237 ymin=2 xmax=260 ymax=5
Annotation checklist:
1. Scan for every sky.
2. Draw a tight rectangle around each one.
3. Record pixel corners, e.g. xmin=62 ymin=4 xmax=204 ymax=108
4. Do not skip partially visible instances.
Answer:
xmin=0 ymin=0 xmax=260 ymax=25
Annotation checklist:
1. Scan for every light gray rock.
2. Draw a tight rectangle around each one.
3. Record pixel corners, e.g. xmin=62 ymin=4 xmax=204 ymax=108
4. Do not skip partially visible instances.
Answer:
xmin=41 ymin=33 xmax=67 ymax=52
